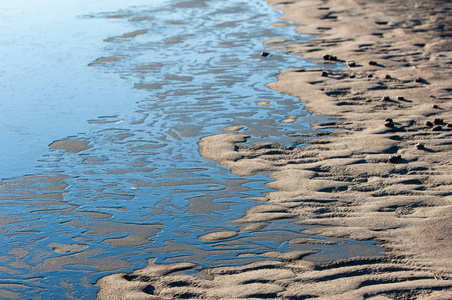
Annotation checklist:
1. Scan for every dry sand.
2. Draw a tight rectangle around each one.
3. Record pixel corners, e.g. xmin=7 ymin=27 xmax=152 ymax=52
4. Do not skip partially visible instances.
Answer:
xmin=97 ymin=0 xmax=452 ymax=298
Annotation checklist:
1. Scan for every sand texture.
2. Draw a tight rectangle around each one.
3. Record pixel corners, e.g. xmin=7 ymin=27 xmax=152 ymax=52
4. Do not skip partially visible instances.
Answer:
xmin=49 ymin=138 xmax=91 ymax=153
xmin=97 ymin=0 xmax=452 ymax=298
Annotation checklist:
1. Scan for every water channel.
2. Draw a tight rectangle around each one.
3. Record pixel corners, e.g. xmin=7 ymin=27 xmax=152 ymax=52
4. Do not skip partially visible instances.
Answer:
xmin=0 ymin=0 xmax=382 ymax=298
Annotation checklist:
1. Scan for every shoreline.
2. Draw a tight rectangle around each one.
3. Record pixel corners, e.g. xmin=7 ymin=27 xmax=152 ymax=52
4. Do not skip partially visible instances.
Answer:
xmin=263 ymin=0 xmax=452 ymax=274
xmin=97 ymin=0 xmax=452 ymax=298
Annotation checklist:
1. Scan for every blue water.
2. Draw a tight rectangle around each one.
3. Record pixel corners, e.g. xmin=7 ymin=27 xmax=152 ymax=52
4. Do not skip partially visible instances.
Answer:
xmin=0 ymin=0 xmax=151 ymax=179
xmin=0 ymin=0 xmax=382 ymax=298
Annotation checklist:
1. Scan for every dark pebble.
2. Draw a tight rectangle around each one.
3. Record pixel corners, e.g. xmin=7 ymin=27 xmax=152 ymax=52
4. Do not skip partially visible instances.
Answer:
xmin=323 ymin=54 xmax=337 ymax=61
xmin=385 ymin=74 xmax=391 ymax=79
xmin=396 ymin=96 xmax=404 ymax=100
xmin=385 ymin=120 xmax=395 ymax=128
xmin=382 ymin=96 xmax=390 ymax=101
xmin=432 ymin=104 xmax=439 ymax=109
xmin=425 ymin=121 xmax=434 ymax=127
xmin=368 ymin=74 xmax=373 ymax=78
xmin=369 ymin=60 xmax=377 ymax=65
xmin=447 ymin=123 xmax=452 ymax=128
xmin=433 ymin=118 xmax=443 ymax=125
xmin=415 ymin=143 xmax=425 ymax=150
xmin=349 ymin=74 xmax=356 ymax=78
xmin=415 ymin=77 xmax=423 ymax=83
xmin=385 ymin=118 xmax=393 ymax=122
xmin=261 ymin=51 xmax=270 ymax=57
xmin=388 ymin=155 xmax=401 ymax=163
xmin=347 ymin=60 xmax=356 ymax=67
xmin=321 ymin=71 xmax=328 ymax=77
xmin=432 ymin=125 xmax=442 ymax=131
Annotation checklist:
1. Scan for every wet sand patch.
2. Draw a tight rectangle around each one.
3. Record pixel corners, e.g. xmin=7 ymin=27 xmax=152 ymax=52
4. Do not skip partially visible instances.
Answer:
xmin=49 ymin=242 xmax=88 ymax=254
xmin=49 ymin=138 xmax=91 ymax=153
xmin=199 ymin=231 xmax=239 ymax=242
xmin=256 ymin=100 xmax=274 ymax=107
xmin=88 ymin=56 xmax=124 ymax=66
xmin=222 ymin=125 xmax=245 ymax=132
xmin=104 ymin=29 xmax=148 ymax=42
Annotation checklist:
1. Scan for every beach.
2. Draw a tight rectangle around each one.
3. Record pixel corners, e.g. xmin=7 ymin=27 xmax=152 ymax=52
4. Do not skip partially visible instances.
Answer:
xmin=97 ymin=0 xmax=452 ymax=298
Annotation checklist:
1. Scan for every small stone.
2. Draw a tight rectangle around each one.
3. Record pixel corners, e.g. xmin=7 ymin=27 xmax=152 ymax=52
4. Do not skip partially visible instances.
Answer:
xmin=432 ymin=104 xmax=439 ymax=109
xmin=425 ymin=121 xmax=434 ymax=127
xmin=432 ymin=125 xmax=442 ymax=131
xmin=321 ymin=71 xmax=328 ymax=77
xmin=433 ymin=118 xmax=443 ymax=125
xmin=347 ymin=60 xmax=356 ymax=67
xmin=323 ymin=54 xmax=337 ymax=61
xmin=368 ymin=74 xmax=373 ymax=78
xmin=385 ymin=118 xmax=393 ymax=122
xmin=396 ymin=96 xmax=404 ymax=100
xmin=446 ymin=123 xmax=452 ymax=128
xmin=415 ymin=77 xmax=423 ymax=83
xmin=415 ymin=143 xmax=425 ymax=150
xmin=368 ymin=60 xmax=377 ymax=65
xmin=384 ymin=120 xmax=394 ymax=128
xmin=382 ymin=96 xmax=390 ymax=101
xmin=388 ymin=155 xmax=401 ymax=163
xmin=349 ymin=74 xmax=356 ymax=78
xmin=385 ymin=74 xmax=391 ymax=79
xmin=261 ymin=51 xmax=270 ymax=57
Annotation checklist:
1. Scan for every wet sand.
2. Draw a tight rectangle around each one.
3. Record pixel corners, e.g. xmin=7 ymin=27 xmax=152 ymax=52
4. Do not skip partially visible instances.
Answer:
xmin=97 ymin=0 xmax=452 ymax=298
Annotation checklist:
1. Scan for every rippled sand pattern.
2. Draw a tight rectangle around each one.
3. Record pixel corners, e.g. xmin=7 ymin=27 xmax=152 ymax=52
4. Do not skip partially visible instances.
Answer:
xmin=0 ymin=0 xmax=382 ymax=298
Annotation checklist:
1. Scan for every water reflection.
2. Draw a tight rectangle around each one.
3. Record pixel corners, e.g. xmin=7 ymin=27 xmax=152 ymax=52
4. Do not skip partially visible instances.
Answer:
xmin=0 ymin=0 xmax=381 ymax=298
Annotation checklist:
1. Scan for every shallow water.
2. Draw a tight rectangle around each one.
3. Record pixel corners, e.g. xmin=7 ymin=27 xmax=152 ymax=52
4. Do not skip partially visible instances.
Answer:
xmin=0 ymin=0 xmax=382 ymax=298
